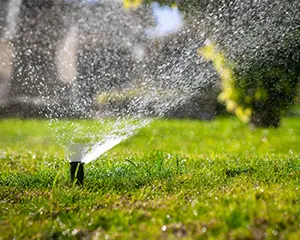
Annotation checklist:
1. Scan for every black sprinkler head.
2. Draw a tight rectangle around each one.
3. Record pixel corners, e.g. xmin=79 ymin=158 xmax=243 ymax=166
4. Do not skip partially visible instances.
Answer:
xmin=70 ymin=162 xmax=84 ymax=186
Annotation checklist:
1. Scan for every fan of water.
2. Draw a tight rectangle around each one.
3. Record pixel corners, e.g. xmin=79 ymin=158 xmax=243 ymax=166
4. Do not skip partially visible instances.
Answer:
xmin=47 ymin=0 xmax=217 ymax=164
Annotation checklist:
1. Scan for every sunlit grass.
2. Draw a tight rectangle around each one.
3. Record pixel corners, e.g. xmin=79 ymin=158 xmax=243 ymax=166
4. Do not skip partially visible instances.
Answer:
xmin=0 ymin=117 xmax=300 ymax=239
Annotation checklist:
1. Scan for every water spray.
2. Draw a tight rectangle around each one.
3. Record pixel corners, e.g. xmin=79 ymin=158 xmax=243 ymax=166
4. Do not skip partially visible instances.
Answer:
xmin=48 ymin=1 xmax=206 ymax=185
xmin=66 ymin=119 xmax=150 ymax=185
xmin=68 ymin=138 xmax=124 ymax=186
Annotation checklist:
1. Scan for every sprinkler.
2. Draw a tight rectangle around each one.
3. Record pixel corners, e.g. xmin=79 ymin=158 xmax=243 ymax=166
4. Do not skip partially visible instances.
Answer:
xmin=68 ymin=143 xmax=86 ymax=186
xmin=70 ymin=162 xmax=84 ymax=186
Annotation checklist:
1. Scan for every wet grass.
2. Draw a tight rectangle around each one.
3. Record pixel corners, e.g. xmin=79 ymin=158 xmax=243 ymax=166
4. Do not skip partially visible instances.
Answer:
xmin=0 ymin=117 xmax=300 ymax=239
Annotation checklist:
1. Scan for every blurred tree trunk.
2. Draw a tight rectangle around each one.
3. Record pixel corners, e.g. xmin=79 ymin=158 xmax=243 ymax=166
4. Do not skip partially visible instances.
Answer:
xmin=8 ymin=0 xmax=66 ymax=116
xmin=0 ymin=0 xmax=10 ymax=38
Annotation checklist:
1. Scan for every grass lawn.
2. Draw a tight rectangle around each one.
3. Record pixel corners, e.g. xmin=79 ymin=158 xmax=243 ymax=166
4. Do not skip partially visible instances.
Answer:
xmin=0 ymin=117 xmax=300 ymax=239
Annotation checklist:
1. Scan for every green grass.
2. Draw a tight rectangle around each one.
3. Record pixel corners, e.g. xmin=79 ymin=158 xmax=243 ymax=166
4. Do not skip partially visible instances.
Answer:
xmin=0 ymin=117 xmax=300 ymax=239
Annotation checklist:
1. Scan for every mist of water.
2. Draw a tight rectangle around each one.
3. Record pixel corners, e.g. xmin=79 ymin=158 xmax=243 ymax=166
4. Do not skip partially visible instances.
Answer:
xmin=54 ymin=1 xmax=214 ymax=164
xmin=4 ymin=0 xmax=21 ymax=40
xmin=9 ymin=0 xmax=299 ymax=164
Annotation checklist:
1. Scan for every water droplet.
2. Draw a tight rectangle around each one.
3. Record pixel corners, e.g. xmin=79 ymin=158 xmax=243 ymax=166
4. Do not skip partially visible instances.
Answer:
xmin=71 ymin=229 xmax=78 ymax=236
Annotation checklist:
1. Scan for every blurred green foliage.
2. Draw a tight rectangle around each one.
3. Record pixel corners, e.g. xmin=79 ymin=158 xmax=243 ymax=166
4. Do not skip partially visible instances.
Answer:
xmin=235 ymin=64 xmax=300 ymax=127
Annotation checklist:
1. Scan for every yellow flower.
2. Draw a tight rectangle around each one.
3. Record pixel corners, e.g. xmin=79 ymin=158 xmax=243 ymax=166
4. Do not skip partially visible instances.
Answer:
xmin=240 ymin=114 xmax=250 ymax=123
xmin=198 ymin=43 xmax=215 ymax=61
xmin=235 ymin=106 xmax=243 ymax=117
xmin=235 ymin=107 xmax=251 ymax=123
xmin=226 ymin=100 xmax=237 ymax=112
xmin=124 ymin=0 xmax=142 ymax=10
xmin=218 ymin=92 xmax=227 ymax=101
xmin=224 ymin=87 xmax=234 ymax=98
xmin=171 ymin=3 xmax=178 ymax=8
xmin=220 ymin=68 xmax=233 ymax=84
xmin=198 ymin=40 xmax=252 ymax=124
xmin=244 ymin=108 xmax=251 ymax=117
xmin=214 ymin=55 xmax=225 ymax=73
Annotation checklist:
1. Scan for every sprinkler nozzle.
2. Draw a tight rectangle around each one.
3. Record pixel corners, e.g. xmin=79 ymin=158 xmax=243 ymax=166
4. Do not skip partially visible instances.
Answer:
xmin=70 ymin=162 xmax=84 ymax=186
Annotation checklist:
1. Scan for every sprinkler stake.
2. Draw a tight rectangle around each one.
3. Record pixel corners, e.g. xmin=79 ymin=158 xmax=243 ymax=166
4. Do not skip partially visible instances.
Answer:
xmin=70 ymin=162 xmax=84 ymax=186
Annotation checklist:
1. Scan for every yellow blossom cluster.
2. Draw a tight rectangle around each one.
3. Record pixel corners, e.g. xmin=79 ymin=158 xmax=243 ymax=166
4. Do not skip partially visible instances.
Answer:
xmin=198 ymin=40 xmax=251 ymax=123
xmin=123 ymin=0 xmax=143 ymax=10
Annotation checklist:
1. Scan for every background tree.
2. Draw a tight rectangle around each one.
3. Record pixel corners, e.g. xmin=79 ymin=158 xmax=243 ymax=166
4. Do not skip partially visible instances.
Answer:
xmin=199 ymin=0 xmax=300 ymax=127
